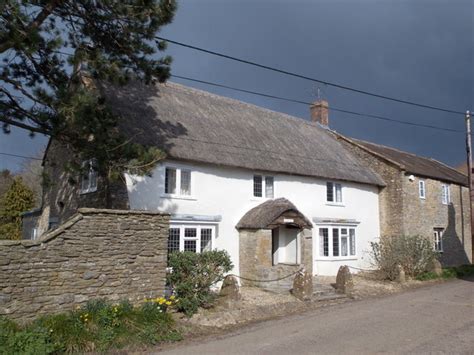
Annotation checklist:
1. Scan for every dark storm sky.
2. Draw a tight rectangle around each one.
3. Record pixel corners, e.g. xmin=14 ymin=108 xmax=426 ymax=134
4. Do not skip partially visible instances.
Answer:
xmin=1 ymin=0 xmax=473 ymax=172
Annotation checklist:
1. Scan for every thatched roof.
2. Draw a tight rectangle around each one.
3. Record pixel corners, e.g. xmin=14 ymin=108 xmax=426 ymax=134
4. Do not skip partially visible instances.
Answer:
xmin=102 ymin=81 xmax=384 ymax=186
xmin=236 ymin=198 xmax=312 ymax=230
xmin=350 ymin=139 xmax=468 ymax=186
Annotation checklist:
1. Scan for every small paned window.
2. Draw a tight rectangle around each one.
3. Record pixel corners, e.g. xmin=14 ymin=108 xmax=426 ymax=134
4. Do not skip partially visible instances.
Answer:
xmin=201 ymin=228 xmax=213 ymax=252
xmin=332 ymin=228 xmax=339 ymax=256
xmin=318 ymin=226 xmax=356 ymax=257
xmin=164 ymin=167 xmax=192 ymax=197
xmin=167 ymin=228 xmax=180 ymax=261
xmin=434 ymin=228 xmax=443 ymax=252
xmin=167 ymin=225 xmax=216 ymax=264
xmin=441 ymin=184 xmax=450 ymax=205
xmin=419 ymin=180 xmax=426 ymax=199
xmin=327 ymin=182 xmax=342 ymax=203
xmin=80 ymin=159 xmax=98 ymax=194
xmin=253 ymin=175 xmax=275 ymax=198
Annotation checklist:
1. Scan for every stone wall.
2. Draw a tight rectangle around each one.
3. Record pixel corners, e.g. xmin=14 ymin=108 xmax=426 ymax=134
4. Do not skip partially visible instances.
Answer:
xmin=35 ymin=140 xmax=129 ymax=237
xmin=401 ymin=176 xmax=472 ymax=265
xmin=239 ymin=228 xmax=312 ymax=292
xmin=1 ymin=209 xmax=169 ymax=322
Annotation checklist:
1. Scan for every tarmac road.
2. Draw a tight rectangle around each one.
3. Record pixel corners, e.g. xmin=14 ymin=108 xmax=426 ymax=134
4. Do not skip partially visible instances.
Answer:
xmin=159 ymin=277 xmax=474 ymax=354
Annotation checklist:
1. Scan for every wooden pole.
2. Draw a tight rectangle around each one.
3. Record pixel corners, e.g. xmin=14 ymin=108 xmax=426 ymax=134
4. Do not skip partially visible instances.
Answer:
xmin=466 ymin=110 xmax=473 ymax=262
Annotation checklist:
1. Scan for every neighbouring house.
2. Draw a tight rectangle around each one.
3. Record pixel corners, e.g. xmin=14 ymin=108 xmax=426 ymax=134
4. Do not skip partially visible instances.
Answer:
xmin=26 ymin=81 xmax=386 ymax=279
xmin=310 ymin=101 xmax=472 ymax=266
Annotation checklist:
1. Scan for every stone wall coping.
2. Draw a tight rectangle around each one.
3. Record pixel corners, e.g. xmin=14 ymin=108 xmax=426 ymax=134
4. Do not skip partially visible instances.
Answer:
xmin=77 ymin=208 xmax=170 ymax=216
xmin=1 ymin=208 xmax=169 ymax=248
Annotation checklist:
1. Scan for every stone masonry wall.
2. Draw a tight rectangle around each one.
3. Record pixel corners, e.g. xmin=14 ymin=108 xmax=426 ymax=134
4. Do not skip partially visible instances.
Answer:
xmin=335 ymin=136 xmax=404 ymax=237
xmin=1 ymin=209 xmax=169 ymax=322
xmin=401 ymin=176 xmax=472 ymax=266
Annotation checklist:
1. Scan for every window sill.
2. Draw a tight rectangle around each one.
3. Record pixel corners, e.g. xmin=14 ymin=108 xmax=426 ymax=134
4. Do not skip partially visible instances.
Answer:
xmin=160 ymin=194 xmax=197 ymax=201
xmin=250 ymin=197 xmax=273 ymax=202
xmin=315 ymin=257 xmax=358 ymax=262
xmin=325 ymin=202 xmax=345 ymax=207
xmin=79 ymin=189 xmax=97 ymax=195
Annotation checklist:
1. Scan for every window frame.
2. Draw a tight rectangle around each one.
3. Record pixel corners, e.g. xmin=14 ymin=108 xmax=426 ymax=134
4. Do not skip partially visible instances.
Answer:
xmin=253 ymin=174 xmax=274 ymax=199
xmin=326 ymin=181 xmax=343 ymax=205
xmin=317 ymin=225 xmax=357 ymax=259
xmin=441 ymin=184 xmax=450 ymax=205
xmin=433 ymin=228 xmax=444 ymax=253
xmin=80 ymin=159 xmax=98 ymax=194
xmin=167 ymin=223 xmax=216 ymax=261
xmin=162 ymin=165 xmax=194 ymax=199
xmin=418 ymin=180 xmax=426 ymax=199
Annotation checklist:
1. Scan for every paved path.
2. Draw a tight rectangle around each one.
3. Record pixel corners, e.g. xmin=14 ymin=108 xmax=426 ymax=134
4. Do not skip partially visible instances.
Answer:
xmin=160 ymin=278 xmax=474 ymax=354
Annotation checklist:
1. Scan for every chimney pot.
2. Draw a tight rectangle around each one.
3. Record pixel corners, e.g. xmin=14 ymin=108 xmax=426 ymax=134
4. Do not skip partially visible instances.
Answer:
xmin=310 ymin=100 xmax=329 ymax=126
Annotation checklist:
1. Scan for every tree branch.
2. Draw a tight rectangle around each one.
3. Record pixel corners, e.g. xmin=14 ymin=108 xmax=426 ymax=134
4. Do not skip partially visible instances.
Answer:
xmin=0 ymin=117 xmax=51 ymax=136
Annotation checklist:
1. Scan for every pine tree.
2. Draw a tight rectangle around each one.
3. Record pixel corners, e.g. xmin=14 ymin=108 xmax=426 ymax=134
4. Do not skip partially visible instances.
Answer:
xmin=0 ymin=1 xmax=177 ymax=178
xmin=0 ymin=177 xmax=35 ymax=240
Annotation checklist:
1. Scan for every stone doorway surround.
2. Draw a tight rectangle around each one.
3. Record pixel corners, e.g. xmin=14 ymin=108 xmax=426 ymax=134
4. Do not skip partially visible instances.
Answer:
xmin=236 ymin=198 xmax=313 ymax=292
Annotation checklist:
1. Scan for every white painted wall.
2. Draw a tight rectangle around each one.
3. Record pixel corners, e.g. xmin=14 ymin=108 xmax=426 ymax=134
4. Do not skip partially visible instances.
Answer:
xmin=125 ymin=159 xmax=380 ymax=276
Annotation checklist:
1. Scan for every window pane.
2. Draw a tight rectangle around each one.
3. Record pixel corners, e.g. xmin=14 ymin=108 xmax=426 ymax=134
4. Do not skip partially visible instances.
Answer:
xmin=419 ymin=181 xmax=425 ymax=198
xmin=254 ymin=175 xmax=263 ymax=197
xmin=201 ymin=228 xmax=212 ymax=252
xmin=335 ymin=184 xmax=342 ymax=202
xmin=184 ymin=240 xmax=196 ymax=252
xmin=165 ymin=168 xmax=177 ymax=194
xmin=180 ymin=169 xmax=191 ymax=195
xmin=319 ymin=228 xmax=328 ymax=256
xmin=168 ymin=228 xmax=180 ymax=261
xmin=265 ymin=176 xmax=274 ymax=198
xmin=81 ymin=170 xmax=89 ymax=192
xmin=349 ymin=229 xmax=356 ymax=256
xmin=341 ymin=236 xmax=348 ymax=256
xmin=89 ymin=160 xmax=98 ymax=191
xmin=326 ymin=182 xmax=334 ymax=202
xmin=332 ymin=228 xmax=339 ymax=256
xmin=184 ymin=228 xmax=197 ymax=239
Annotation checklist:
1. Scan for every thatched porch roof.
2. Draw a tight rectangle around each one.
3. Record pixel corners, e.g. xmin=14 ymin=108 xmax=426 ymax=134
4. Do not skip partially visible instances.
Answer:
xmin=236 ymin=198 xmax=312 ymax=230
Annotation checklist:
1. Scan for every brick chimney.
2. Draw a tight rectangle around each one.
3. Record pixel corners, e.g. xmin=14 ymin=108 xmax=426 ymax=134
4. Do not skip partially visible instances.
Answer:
xmin=310 ymin=99 xmax=329 ymax=126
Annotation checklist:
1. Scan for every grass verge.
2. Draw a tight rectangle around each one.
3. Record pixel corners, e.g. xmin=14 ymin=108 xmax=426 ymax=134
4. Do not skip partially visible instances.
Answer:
xmin=415 ymin=264 xmax=474 ymax=281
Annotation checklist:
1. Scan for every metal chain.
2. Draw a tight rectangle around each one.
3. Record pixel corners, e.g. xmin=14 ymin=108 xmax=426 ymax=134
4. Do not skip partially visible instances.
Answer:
xmin=228 ymin=268 xmax=304 ymax=283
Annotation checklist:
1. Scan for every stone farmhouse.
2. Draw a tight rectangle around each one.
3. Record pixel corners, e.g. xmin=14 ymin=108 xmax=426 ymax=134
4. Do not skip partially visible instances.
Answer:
xmin=311 ymin=102 xmax=472 ymax=266
xmin=23 ymin=81 xmax=471 ymax=280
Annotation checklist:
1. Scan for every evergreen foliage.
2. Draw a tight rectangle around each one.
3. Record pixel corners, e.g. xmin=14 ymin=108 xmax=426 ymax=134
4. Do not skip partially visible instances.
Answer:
xmin=1 ymin=1 xmax=177 ymax=178
xmin=0 ymin=176 xmax=35 ymax=239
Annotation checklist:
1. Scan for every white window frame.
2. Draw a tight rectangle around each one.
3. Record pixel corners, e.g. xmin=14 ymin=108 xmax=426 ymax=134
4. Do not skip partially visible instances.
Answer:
xmin=253 ymin=174 xmax=274 ymax=199
xmin=419 ymin=180 xmax=426 ymax=199
xmin=80 ymin=159 xmax=98 ymax=194
xmin=316 ymin=225 xmax=357 ymax=259
xmin=163 ymin=165 xmax=194 ymax=199
xmin=167 ymin=223 xmax=216 ymax=259
xmin=441 ymin=184 xmax=450 ymax=205
xmin=326 ymin=182 xmax=343 ymax=205
xmin=433 ymin=228 xmax=444 ymax=253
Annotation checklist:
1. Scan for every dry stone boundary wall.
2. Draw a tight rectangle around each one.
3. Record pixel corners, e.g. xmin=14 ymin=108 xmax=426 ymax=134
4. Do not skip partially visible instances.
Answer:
xmin=0 ymin=208 xmax=169 ymax=322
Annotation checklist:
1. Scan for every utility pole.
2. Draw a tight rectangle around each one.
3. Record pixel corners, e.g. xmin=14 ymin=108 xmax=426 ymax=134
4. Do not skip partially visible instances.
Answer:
xmin=466 ymin=110 xmax=473 ymax=261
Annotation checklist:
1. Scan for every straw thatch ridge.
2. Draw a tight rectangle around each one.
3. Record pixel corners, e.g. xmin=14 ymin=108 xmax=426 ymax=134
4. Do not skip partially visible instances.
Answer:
xmin=236 ymin=198 xmax=312 ymax=230
xmin=102 ymin=81 xmax=385 ymax=186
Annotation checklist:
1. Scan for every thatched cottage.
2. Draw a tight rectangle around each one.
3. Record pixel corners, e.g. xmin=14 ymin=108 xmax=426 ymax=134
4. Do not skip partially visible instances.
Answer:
xmin=25 ymin=81 xmax=387 ymax=278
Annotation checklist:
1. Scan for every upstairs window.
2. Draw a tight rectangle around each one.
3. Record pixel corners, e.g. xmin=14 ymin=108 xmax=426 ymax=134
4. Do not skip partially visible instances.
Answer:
xmin=419 ymin=180 xmax=426 ymax=199
xmin=164 ymin=167 xmax=192 ymax=196
xmin=433 ymin=228 xmax=443 ymax=252
xmin=80 ymin=159 xmax=98 ymax=194
xmin=326 ymin=182 xmax=342 ymax=203
xmin=253 ymin=175 xmax=274 ymax=198
xmin=441 ymin=184 xmax=450 ymax=205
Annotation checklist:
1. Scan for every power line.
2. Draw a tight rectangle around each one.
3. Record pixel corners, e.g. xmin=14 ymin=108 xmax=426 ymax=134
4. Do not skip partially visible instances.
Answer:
xmin=0 ymin=152 xmax=42 ymax=160
xmin=171 ymin=75 xmax=465 ymax=134
xmin=158 ymin=36 xmax=465 ymax=116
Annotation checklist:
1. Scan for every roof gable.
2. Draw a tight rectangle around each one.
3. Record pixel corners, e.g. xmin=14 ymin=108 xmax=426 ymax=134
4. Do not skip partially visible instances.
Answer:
xmin=102 ymin=81 xmax=384 ymax=186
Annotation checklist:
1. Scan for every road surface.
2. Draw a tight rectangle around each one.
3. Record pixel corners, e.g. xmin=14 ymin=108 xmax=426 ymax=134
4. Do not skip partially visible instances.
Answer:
xmin=160 ymin=277 xmax=474 ymax=354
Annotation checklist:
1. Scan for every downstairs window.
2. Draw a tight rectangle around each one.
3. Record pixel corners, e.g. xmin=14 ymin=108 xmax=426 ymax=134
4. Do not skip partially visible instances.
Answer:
xmin=167 ymin=224 xmax=215 ymax=262
xmin=318 ymin=227 xmax=356 ymax=257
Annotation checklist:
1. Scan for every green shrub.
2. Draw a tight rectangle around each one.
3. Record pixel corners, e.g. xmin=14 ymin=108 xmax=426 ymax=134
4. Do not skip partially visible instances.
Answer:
xmin=167 ymin=250 xmax=233 ymax=316
xmin=0 ymin=298 xmax=181 ymax=354
xmin=370 ymin=235 xmax=438 ymax=280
